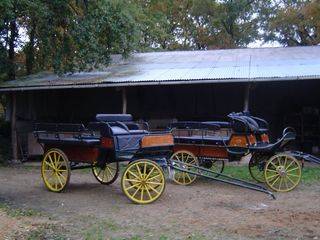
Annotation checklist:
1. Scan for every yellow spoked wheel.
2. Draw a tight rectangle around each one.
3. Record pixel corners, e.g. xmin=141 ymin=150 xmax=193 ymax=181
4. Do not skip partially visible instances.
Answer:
xmin=41 ymin=149 xmax=70 ymax=192
xmin=264 ymin=154 xmax=302 ymax=192
xmin=171 ymin=150 xmax=198 ymax=186
xmin=121 ymin=159 xmax=165 ymax=204
xmin=92 ymin=162 xmax=119 ymax=185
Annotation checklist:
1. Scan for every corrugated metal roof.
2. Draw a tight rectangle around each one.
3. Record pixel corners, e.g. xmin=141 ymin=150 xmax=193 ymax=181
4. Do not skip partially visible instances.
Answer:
xmin=1 ymin=45 xmax=320 ymax=92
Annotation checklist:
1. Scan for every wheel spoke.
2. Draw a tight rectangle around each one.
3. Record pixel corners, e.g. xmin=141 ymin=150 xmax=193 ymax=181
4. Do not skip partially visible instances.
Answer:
xmin=97 ymin=169 xmax=102 ymax=178
xmin=285 ymin=160 xmax=295 ymax=170
xmin=145 ymin=167 xmax=155 ymax=179
xmin=55 ymin=173 xmax=64 ymax=188
xmin=270 ymin=176 xmax=280 ymax=187
xmin=270 ymin=161 xmax=278 ymax=169
xmin=287 ymin=173 xmax=299 ymax=178
xmin=279 ymin=177 xmax=283 ymax=190
xmin=143 ymin=162 xmax=147 ymax=176
xmin=132 ymin=185 xmax=142 ymax=197
xmin=286 ymin=167 xmax=299 ymax=173
xmin=148 ymin=174 xmax=161 ymax=181
xmin=284 ymin=177 xmax=289 ymax=189
xmin=149 ymin=184 xmax=160 ymax=194
xmin=145 ymin=187 xmax=152 ymax=200
xmin=106 ymin=167 xmax=113 ymax=178
xmin=186 ymin=173 xmax=192 ymax=182
xmin=286 ymin=175 xmax=297 ymax=185
xmin=44 ymin=160 xmax=55 ymax=169
xmin=48 ymin=155 xmax=56 ymax=170
xmin=146 ymin=181 xmax=163 ymax=185
xmin=125 ymin=183 xmax=140 ymax=191
xmin=266 ymin=173 xmax=279 ymax=180
xmin=136 ymin=164 xmax=143 ymax=179
xmin=58 ymin=172 xmax=67 ymax=182
xmin=128 ymin=170 xmax=139 ymax=179
xmin=124 ymin=178 xmax=141 ymax=183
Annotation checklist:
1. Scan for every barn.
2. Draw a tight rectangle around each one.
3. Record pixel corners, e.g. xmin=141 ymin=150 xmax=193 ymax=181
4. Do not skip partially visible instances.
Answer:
xmin=0 ymin=46 xmax=320 ymax=161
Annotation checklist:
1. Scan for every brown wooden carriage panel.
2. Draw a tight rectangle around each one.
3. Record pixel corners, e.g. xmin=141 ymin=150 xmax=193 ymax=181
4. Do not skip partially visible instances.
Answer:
xmin=141 ymin=134 xmax=174 ymax=148
xmin=45 ymin=145 xmax=99 ymax=163
xmin=173 ymin=144 xmax=228 ymax=158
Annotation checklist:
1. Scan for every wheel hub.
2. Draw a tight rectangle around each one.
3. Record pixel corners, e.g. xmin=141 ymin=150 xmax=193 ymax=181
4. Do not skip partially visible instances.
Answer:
xmin=277 ymin=166 xmax=287 ymax=177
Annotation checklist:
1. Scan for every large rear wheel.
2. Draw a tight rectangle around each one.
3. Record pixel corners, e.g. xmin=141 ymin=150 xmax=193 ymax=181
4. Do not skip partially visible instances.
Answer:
xmin=121 ymin=159 xmax=165 ymax=204
xmin=41 ymin=148 xmax=71 ymax=192
xmin=264 ymin=154 xmax=301 ymax=192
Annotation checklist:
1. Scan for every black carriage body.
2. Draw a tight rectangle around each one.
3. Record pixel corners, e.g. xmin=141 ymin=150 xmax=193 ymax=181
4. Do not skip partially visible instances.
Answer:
xmin=169 ymin=112 xmax=296 ymax=162
xmin=34 ymin=114 xmax=174 ymax=168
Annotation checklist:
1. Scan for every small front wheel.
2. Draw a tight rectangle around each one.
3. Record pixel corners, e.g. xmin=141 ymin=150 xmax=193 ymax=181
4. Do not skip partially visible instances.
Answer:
xmin=264 ymin=154 xmax=301 ymax=192
xmin=122 ymin=159 xmax=165 ymax=204
xmin=248 ymin=153 xmax=267 ymax=183
xmin=92 ymin=162 xmax=119 ymax=185
xmin=41 ymin=148 xmax=71 ymax=192
xmin=170 ymin=150 xmax=198 ymax=185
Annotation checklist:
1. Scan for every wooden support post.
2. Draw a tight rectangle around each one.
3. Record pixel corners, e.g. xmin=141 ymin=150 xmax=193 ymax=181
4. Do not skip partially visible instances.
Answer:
xmin=243 ymin=84 xmax=250 ymax=112
xmin=122 ymin=88 xmax=127 ymax=114
xmin=11 ymin=92 xmax=18 ymax=162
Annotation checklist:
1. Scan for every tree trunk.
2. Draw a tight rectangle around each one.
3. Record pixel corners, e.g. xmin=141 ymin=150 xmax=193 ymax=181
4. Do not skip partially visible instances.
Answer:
xmin=11 ymin=93 xmax=18 ymax=162
xmin=26 ymin=19 xmax=36 ymax=75
xmin=8 ymin=19 xmax=17 ymax=80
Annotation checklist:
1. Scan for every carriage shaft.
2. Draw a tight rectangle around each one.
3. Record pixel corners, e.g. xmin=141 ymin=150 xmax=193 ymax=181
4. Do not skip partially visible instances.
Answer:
xmin=170 ymin=160 xmax=276 ymax=199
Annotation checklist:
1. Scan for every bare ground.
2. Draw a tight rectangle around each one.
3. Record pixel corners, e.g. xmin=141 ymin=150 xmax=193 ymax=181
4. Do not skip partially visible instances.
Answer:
xmin=0 ymin=165 xmax=320 ymax=240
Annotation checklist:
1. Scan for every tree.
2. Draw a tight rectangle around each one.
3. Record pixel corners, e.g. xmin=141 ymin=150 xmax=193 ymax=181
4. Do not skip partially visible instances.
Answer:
xmin=191 ymin=0 xmax=259 ymax=49
xmin=261 ymin=0 xmax=320 ymax=46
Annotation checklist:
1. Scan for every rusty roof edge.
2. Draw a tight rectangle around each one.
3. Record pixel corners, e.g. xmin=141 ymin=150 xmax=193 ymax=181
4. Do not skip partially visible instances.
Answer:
xmin=0 ymin=75 xmax=319 ymax=92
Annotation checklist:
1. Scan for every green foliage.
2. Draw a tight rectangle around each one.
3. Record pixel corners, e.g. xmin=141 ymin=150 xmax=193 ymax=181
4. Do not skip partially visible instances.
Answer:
xmin=260 ymin=0 xmax=320 ymax=46
xmin=0 ymin=0 xmax=319 ymax=79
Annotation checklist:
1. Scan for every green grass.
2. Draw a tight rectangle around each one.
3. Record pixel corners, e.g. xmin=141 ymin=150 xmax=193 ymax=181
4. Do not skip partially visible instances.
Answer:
xmin=222 ymin=165 xmax=320 ymax=184
xmin=25 ymin=224 xmax=67 ymax=240
xmin=83 ymin=219 xmax=120 ymax=240
xmin=0 ymin=202 xmax=40 ymax=217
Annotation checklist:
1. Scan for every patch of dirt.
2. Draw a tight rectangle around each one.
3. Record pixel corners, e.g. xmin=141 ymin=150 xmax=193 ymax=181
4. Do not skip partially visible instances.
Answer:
xmin=0 ymin=166 xmax=320 ymax=239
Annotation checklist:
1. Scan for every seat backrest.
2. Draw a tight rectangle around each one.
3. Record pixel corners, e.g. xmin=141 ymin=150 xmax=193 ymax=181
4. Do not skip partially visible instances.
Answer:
xmin=96 ymin=114 xmax=133 ymax=122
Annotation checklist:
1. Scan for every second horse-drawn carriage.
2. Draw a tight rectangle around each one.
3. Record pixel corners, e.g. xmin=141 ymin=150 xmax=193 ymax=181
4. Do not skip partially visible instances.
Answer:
xmin=168 ymin=112 xmax=320 ymax=193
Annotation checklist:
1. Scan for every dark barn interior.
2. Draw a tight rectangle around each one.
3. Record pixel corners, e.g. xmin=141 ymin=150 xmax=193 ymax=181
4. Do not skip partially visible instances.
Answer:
xmin=6 ymin=78 xmax=320 ymax=158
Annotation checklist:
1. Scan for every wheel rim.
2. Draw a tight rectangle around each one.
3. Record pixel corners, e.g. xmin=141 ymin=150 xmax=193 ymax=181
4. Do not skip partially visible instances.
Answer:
xmin=122 ymin=160 xmax=165 ymax=204
xmin=41 ymin=149 xmax=70 ymax=192
xmin=249 ymin=156 xmax=266 ymax=183
xmin=264 ymin=154 xmax=301 ymax=192
xmin=171 ymin=151 xmax=198 ymax=185
xmin=92 ymin=162 xmax=118 ymax=184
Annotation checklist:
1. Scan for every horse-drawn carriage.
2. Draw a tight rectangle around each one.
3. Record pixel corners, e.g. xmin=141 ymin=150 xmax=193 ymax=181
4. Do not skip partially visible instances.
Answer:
xmin=35 ymin=113 xmax=320 ymax=204
xmin=35 ymin=113 xmax=278 ymax=204
xmin=168 ymin=112 xmax=320 ymax=193
xmin=35 ymin=114 xmax=173 ymax=204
